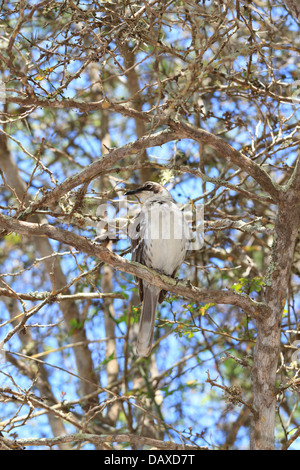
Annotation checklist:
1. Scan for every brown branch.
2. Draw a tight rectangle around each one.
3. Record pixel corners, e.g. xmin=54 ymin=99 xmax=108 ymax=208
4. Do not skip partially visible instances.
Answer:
xmin=205 ymin=370 xmax=258 ymax=418
xmin=284 ymin=154 xmax=300 ymax=194
xmin=0 ymin=213 xmax=269 ymax=319
xmin=282 ymin=0 xmax=300 ymax=22
xmin=171 ymin=119 xmax=281 ymax=202
xmin=281 ymin=425 xmax=300 ymax=450
xmin=18 ymin=128 xmax=176 ymax=220
xmin=6 ymin=96 xmax=152 ymax=124
xmin=0 ymin=431 xmax=207 ymax=450
xmin=0 ymin=288 xmax=125 ymax=302
xmin=5 ymin=95 xmax=281 ymax=203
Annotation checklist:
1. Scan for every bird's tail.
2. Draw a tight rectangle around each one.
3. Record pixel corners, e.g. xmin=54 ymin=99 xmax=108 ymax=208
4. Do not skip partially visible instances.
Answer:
xmin=136 ymin=283 xmax=160 ymax=357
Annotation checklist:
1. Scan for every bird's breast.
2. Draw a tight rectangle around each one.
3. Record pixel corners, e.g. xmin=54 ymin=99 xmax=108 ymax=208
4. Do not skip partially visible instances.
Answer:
xmin=141 ymin=201 xmax=188 ymax=275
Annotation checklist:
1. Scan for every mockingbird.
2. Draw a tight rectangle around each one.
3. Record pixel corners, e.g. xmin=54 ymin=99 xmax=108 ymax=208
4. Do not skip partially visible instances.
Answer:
xmin=125 ymin=181 xmax=190 ymax=357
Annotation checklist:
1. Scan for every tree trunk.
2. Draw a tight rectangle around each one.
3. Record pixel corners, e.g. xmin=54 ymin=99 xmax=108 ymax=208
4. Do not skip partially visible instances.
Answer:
xmin=251 ymin=195 xmax=300 ymax=449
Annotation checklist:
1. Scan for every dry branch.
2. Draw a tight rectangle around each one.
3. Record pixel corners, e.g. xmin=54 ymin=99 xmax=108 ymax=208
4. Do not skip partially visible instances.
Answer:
xmin=0 ymin=213 xmax=268 ymax=319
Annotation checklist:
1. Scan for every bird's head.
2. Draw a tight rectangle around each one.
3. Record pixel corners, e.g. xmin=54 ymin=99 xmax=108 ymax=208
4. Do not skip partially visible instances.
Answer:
xmin=125 ymin=181 xmax=172 ymax=203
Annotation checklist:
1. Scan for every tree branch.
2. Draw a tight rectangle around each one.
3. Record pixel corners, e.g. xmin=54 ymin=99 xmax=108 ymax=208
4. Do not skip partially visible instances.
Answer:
xmin=0 ymin=431 xmax=207 ymax=450
xmin=17 ymin=128 xmax=176 ymax=220
xmin=0 ymin=213 xmax=268 ymax=319
xmin=171 ymin=119 xmax=281 ymax=202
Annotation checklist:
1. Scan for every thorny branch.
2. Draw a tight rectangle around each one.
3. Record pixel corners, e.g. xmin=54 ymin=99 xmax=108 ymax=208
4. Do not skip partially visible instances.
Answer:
xmin=0 ymin=0 xmax=300 ymax=451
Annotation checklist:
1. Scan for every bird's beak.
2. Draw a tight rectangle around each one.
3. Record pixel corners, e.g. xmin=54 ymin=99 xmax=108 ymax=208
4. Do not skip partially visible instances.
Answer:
xmin=125 ymin=187 xmax=142 ymax=196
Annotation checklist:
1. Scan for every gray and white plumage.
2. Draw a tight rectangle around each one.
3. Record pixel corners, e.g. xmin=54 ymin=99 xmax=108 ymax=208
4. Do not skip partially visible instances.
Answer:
xmin=125 ymin=181 xmax=190 ymax=357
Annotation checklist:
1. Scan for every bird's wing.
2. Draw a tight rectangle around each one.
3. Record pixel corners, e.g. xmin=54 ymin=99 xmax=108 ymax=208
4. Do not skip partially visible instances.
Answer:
xmin=128 ymin=210 xmax=146 ymax=302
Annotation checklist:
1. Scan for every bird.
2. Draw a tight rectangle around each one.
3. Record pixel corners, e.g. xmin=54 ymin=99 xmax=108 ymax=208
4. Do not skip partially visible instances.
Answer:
xmin=125 ymin=181 xmax=190 ymax=357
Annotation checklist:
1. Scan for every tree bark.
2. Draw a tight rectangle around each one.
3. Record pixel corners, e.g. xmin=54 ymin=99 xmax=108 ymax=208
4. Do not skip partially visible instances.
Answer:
xmin=251 ymin=190 xmax=300 ymax=449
